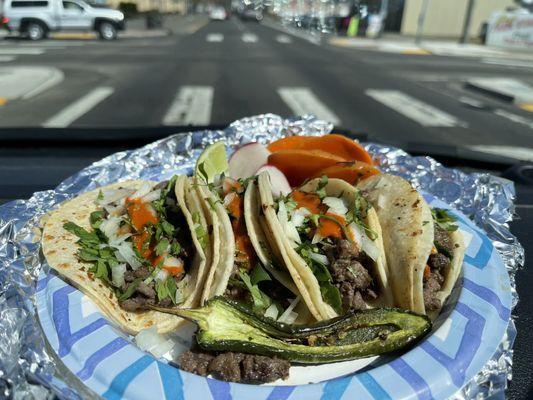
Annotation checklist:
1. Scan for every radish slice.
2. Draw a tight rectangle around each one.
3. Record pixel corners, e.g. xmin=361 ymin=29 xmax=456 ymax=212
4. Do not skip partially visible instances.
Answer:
xmin=256 ymin=166 xmax=291 ymax=196
xmin=228 ymin=142 xmax=271 ymax=180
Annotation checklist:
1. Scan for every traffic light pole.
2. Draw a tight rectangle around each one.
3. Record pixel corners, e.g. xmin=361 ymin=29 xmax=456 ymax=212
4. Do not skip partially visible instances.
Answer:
xmin=460 ymin=0 xmax=475 ymax=43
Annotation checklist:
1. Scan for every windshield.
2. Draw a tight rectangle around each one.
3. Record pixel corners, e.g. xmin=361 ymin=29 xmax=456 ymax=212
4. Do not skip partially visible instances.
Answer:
xmin=0 ymin=0 xmax=532 ymax=161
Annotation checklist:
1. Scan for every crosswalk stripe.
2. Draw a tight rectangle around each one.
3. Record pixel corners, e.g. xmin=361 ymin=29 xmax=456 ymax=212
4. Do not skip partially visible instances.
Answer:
xmin=206 ymin=33 xmax=223 ymax=42
xmin=278 ymin=87 xmax=340 ymax=125
xmin=276 ymin=35 xmax=292 ymax=44
xmin=366 ymin=89 xmax=463 ymax=127
xmin=242 ymin=33 xmax=258 ymax=43
xmin=162 ymin=86 xmax=213 ymax=125
xmin=43 ymin=87 xmax=114 ymax=128
xmin=0 ymin=56 xmax=16 ymax=62
xmin=481 ymin=58 xmax=533 ymax=69
xmin=0 ymin=48 xmax=44 ymax=55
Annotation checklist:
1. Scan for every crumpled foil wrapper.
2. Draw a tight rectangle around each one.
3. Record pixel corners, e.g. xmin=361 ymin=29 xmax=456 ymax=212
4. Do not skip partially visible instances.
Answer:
xmin=0 ymin=114 xmax=523 ymax=399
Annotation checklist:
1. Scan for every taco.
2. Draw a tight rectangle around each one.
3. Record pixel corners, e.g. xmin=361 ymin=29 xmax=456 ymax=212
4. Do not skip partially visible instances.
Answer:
xmin=357 ymin=173 xmax=465 ymax=318
xmin=193 ymin=173 xmax=308 ymax=323
xmin=41 ymin=176 xmax=211 ymax=334
xmin=257 ymin=172 xmax=393 ymax=321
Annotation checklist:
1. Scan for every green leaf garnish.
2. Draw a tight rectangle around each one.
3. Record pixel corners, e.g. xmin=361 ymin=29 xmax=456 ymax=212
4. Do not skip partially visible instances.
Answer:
xmin=316 ymin=175 xmax=328 ymax=199
xmin=155 ymin=238 xmax=170 ymax=257
xmin=119 ymin=278 xmax=142 ymax=301
xmin=250 ymin=263 xmax=271 ymax=285
xmin=431 ymin=208 xmax=458 ymax=232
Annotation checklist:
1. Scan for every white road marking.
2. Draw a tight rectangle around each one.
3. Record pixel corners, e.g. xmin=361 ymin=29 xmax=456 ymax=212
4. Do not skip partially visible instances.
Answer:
xmin=0 ymin=48 xmax=44 ymax=55
xmin=366 ymin=89 xmax=463 ymax=127
xmin=276 ymin=34 xmax=292 ymax=44
xmin=0 ymin=66 xmax=63 ymax=100
xmin=494 ymin=109 xmax=533 ymax=130
xmin=23 ymin=69 xmax=64 ymax=99
xmin=162 ymin=86 xmax=213 ymax=125
xmin=467 ymin=145 xmax=533 ymax=162
xmin=278 ymin=87 xmax=340 ymax=125
xmin=242 ymin=33 xmax=258 ymax=43
xmin=0 ymin=56 xmax=15 ymax=62
xmin=481 ymin=58 xmax=533 ymax=69
xmin=206 ymin=33 xmax=223 ymax=42
xmin=43 ymin=87 xmax=114 ymax=128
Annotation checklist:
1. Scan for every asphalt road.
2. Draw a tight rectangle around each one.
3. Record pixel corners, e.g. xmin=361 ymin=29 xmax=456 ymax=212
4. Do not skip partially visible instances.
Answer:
xmin=1 ymin=16 xmax=533 ymax=151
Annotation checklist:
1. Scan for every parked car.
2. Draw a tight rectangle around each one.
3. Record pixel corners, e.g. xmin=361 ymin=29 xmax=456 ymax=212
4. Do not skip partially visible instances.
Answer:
xmin=209 ymin=7 xmax=227 ymax=21
xmin=238 ymin=8 xmax=263 ymax=22
xmin=1 ymin=0 xmax=125 ymax=40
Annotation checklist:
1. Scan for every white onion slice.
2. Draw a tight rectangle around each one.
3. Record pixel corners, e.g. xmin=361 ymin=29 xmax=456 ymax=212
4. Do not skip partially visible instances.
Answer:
xmin=130 ymin=182 xmax=153 ymax=200
xmin=141 ymin=189 xmax=161 ymax=204
xmin=113 ymin=242 xmax=142 ymax=270
xmin=264 ymin=303 xmax=279 ymax=320
xmin=98 ymin=188 xmax=134 ymax=206
xmin=291 ymin=207 xmax=310 ymax=228
xmin=111 ymin=263 xmax=127 ymax=288
xmin=155 ymin=268 xmax=169 ymax=282
xmin=312 ymin=232 xmax=323 ymax=244
xmin=135 ymin=326 xmax=175 ymax=358
xmin=323 ymin=197 xmax=348 ymax=216
xmin=277 ymin=296 xmax=300 ymax=324
xmin=349 ymin=223 xmax=380 ymax=262
xmin=377 ymin=194 xmax=386 ymax=210
xmin=310 ymin=252 xmax=329 ymax=266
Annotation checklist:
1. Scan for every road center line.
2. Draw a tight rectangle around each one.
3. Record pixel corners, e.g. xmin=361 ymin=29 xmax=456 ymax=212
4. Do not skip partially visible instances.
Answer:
xmin=0 ymin=48 xmax=45 ymax=55
xmin=242 ymin=33 xmax=258 ymax=43
xmin=206 ymin=33 xmax=223 ymax=42
xmin=494 ymin=109 xmax=533 ymax=130
xmin=162 ymin=86 xmax=213 ymax=125
xmin=0 ymin=56 xmax=16 ymax=62
xmin=278 ymin=87 xmax=340 ymax=125
xmin=366 ymin=89 xmax=463 ymax=127
xmin=276 ymin=35 xmax=292 ymax=44
xmin=43 ymin=87 xmax=114 ymax=128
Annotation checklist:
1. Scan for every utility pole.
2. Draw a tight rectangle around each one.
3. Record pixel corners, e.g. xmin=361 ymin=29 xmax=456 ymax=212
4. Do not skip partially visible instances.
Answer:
xmin=460 ymin=0 xmax=475 ymax=43
xmin=415 ymin=0 xmax=429 ymax=45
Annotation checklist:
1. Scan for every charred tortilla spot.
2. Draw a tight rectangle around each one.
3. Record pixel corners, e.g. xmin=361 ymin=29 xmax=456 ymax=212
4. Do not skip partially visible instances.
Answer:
xmin=47 ymin=250 xmax=56 ymax=255
xmin=412 ymin=199 xmax=420 ymax=208
xmin=58 ymin=263 xmax=69 ymax=269
xmin=44 ymin=234 xmax=54 ymax=240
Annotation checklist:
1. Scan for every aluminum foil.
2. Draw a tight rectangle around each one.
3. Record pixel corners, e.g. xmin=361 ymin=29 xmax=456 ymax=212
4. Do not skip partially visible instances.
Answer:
xmin=0 ymin=114 xmax=523 ymax=399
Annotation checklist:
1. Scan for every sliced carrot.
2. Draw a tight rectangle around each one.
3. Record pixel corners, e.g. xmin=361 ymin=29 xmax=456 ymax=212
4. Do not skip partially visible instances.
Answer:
xmin=290 ymin=191 xmax=323 ymax=214
xmin=268 ymin=134 xmax=373 ymax=165
xmin=268 ymin=149 xmax=346 ymax=187
xmin=312 ymin=161 xmax=380 ymax=185
xmin=318 ymin=213 xmax=346 ymax=239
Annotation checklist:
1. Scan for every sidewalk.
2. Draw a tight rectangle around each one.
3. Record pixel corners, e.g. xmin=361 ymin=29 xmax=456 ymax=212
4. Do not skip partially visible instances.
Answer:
xmin=329 ymin=36 xmax=533 ymax=61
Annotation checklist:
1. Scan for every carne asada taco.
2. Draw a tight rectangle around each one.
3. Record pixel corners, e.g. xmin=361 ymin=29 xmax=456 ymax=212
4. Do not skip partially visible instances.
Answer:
xmin=41 ymin=176 xmax=211 ymax=334
xmin=357 ymin=173 xmax=465 ymax=318
xmin=258 ymin=172 xmax=393 ymax=321
xmin=194 ymin=173 xmax=307 ymax=324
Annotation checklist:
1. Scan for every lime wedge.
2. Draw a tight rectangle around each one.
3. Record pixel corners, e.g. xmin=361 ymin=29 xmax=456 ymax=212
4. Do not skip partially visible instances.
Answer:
xmin=195 ymin=141 xmax=228 ymax=183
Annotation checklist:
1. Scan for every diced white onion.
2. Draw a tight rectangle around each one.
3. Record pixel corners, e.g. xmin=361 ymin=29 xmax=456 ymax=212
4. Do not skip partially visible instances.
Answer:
xmin=349 ymin=223 xmax=380 ymax=262
xmin=111 ymin=263 xmax=127 ymax=288
xmin=264 ymin=303 xmax=279 ymax=320
xmin=104 ymin=204 xmax=126 ymax=217
xmin=141 ymin=189 xmax=161 ymax=204
xmin=291 ymin=207 xmax=310 ymax=228
xmin=98 ymin=188 xmax=134 ymax=206
xmin=175 ymin=275 xmax=190 ymax=304
xmin=277 ymin=296 xmax=300 ymax=324
xmin=374 ymin=177 xmax=387 ymax=190
xmin=377 ymin=194 xmax=386 ymax=210
xmin=277 ymin=201 xmax=289 ymax=229
xmin=130 ymin=182 xmax=153 ymax=200
xmin=99 ymin=216 xmax=121 ymax=241
xmin=310 ymin=252 xmax=329 ymax=265
xmin=135 ymin=326 xmax=175 ymax=359
xmin=312 ymin=232 xmax=323 ymax=244
xmin=223 ymin=192 xmax=238 ymax=208
xmin=112 ymin=241 xmax=142 ymax=270
xmin=323 ymin=197 xmax=348 ymax=216
xmin=277 ymin=201 xmax=301 ymax=245
xmin=155 ymin=268 xmax=169 ymax=282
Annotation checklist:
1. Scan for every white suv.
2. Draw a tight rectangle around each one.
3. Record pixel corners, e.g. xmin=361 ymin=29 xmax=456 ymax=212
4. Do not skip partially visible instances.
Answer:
xmin=1 ymin=0 xmax=125 ymax=40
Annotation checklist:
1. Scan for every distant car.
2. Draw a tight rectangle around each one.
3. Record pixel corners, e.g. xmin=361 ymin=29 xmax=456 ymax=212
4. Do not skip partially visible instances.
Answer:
xmin=209 ymin=7 xmax=227 ymax=21
xmin=1 ymin=0 xmax=125 ymax=40
xmin=238 ymin=8 xmax=263 ymax=22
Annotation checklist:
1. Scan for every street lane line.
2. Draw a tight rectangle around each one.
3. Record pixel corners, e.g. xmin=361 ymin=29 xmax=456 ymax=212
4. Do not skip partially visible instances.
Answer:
xmin=206 ymin=33 xmax=223 ymax=42
xmin=278 ymin=87 xmax=340 ymax=125
xmin=242 ymin=33 xmax=258 ymax=43
xmin=43 ymin=87 xmax=114 ymax=128
xmin=366 ymin=89 xmax=463 ymax=127
xmin=481 ymin=58 xmax=533 ymax=69
xmin=467 ymin=145 xmax=533 ymax=162
xmin=0 ymin=48 xmax=45 ymax=55
xmin=276 ymin=35 xmax=292 ymax=44
xmin=162 ymin=86 xmax=213 ymax=125
xmin=494 ymin=109 xmax=533 ymax=130
xmin=0 ymin=56 xmax=16 ymax=62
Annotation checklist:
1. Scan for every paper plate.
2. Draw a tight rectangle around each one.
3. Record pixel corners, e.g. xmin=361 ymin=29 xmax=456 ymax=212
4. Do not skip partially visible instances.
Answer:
xmin=35 ymin=190 xmax=512 ymax=400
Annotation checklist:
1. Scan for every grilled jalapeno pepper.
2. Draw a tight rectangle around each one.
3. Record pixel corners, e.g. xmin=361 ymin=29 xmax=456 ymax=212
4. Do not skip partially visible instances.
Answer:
xmin=150 ymin=297 xmax=431 ymax=364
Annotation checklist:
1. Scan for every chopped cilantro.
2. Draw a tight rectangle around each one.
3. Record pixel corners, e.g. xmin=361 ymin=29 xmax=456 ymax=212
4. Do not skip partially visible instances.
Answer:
xmin=118 ymin=278 xmax=142 ymax=301
xmin=316 ymin=175 xmax=328 ymax=199
xmin=170 ymin=241 xmax=182 ymax=256
xmin=239 ymin=269 xmax=272 ymax=312
xmin=250 ymin=263 xmax=271 ymax=285
xmin=89 ymin=210 xmax=105 ymax=229
xmin=97 ymin=190 xmax=104 ymax=201
xmin=431 ymin=208 xmax=458 ymax=232
xmin=155 ymin=238 xmax=170 ymax=257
